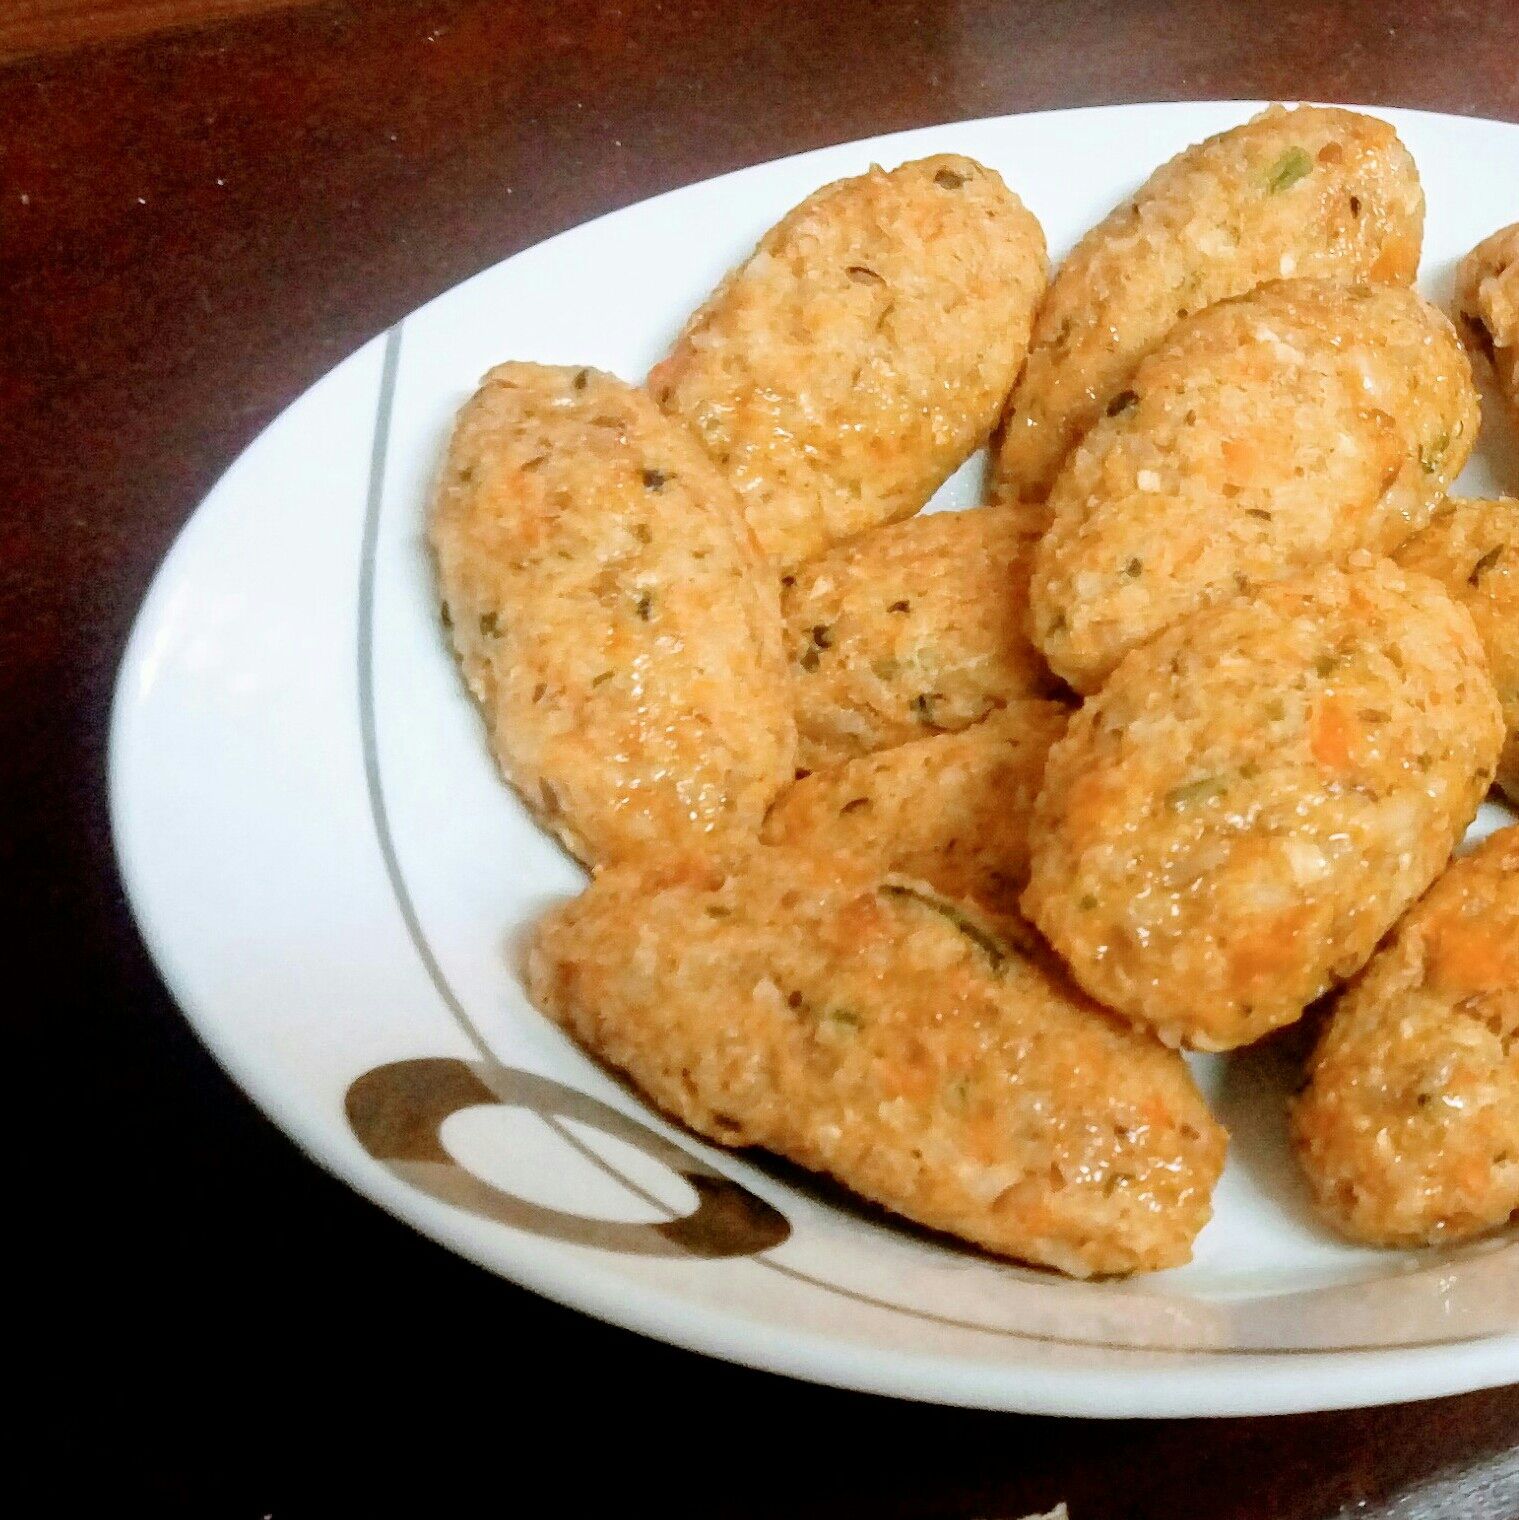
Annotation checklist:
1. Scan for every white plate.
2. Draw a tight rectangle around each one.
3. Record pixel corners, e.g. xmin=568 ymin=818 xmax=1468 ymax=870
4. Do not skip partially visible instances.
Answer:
xmin=111 ymin=101 xmax=1519 ymax=1418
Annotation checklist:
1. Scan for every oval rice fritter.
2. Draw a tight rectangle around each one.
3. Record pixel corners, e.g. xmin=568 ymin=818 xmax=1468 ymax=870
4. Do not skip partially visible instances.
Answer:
xmin=783 ymin=504 xmax=1062 ymax=770
xmin=429 ymin=362 xmax=795 ymax=866
xmin=1031 ymin=279 xmax=1476 ymax=692
xmin=1292 ymin=826 xmax=1519 ymax=1247
xmin=649 ymin=155 xmax=1048 ymax=568
xmin=527 ymin=847 xmax=1226 ymax=1276
xmin=1395 ymin=497 xmax=1519 ymax=804
xmin=993 ymin=104 xmax=1424 ymax=505
xmin=1456 ymin=221 xmax=1519 ymax=437
xmin=761 ymin=700 xmax=1070 ymax=917
xmin=1022 ymin=560 xmax=1502 ymax=1051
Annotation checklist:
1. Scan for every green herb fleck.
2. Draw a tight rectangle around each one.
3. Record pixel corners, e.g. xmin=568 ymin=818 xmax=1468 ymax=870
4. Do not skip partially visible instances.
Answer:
xmin=479 ymin=611 xmax=500 ymax=636
xmin=632 ymin=522 xmax=653 ymax=544
xmin=1123 ymin=557 xmax=1143 ymax=579
xmin=440 ymin=602 xmax=453 ymax=631
xmin=1246 ymin=508 xmax=1273 ymax=521
xmin=881 ymin=881 xmax=1007 ymax=969
xmin=824 ymin=1007 xmax=862 ymax=1027
xmin=1266 ymin=146 xmax=1313 ymax=193
xmin=635 ymin=593 xmax=654 ymax=621
xmin=1078 ymin=893 xmax=1099 ymax=911
xmin=1165 ymin=775 xmax=1227 ymax=811
xmin=911 ymin=692 xmax=938 ymax=724
xmin=1265 ymin=697 xmax=1286 ymax=721
xmin=572 ymin=369 xmax=589 ymax=390
xmin=799 ymin=646 xmax=821 ymax=673
xmin=1420 ymin=433 xmax=1450 ymax=475
xmin=591 ymin=670 xmax=614 ymax=687
xmin=1314 ymin=653 xmax=1341 ymax=679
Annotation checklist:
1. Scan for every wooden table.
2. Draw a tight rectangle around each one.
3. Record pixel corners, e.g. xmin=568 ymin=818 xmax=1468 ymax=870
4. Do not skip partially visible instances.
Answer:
xmin=11 ymin=1 xmax=1518 ymax=1512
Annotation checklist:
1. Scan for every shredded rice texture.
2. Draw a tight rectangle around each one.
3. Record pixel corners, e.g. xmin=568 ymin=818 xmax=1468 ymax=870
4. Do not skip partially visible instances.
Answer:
xmin=528 ymin=847 xmax=1226 ymax=1276
xmin=1023 ymin=560 xmax=1502 ymax=1051
xmin=1031 ymin=280 xmax=1475 ymax=692
xmin=1456 ymin=222 xmax=1519 ymax=436
xmin=651 ymin=155 xmax=1047 ymax=567
xmin=1292 ymin=826 xmax=1519 ymax=1246
xmin=762 ymin=701 xmax=1069 ymax=917
xmin=784 ymin=505 xmax=1061 ymax=770
xmin=1395 ymin=497 xmax=1519 ymax=804
xmin=429 ymin=362 xmax=795 ymax=866
xmin=994 ymin=104 xmax=1424 ymax=505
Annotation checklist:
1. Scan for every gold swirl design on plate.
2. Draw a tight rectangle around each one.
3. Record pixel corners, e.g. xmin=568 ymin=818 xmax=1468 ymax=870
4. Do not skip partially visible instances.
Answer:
xmin=346 ymin=1057 xmax=791 ymax=1259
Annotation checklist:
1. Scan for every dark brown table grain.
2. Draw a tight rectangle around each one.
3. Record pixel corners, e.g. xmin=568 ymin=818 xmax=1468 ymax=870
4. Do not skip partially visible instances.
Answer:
xmin=10 ymin=1 xmax=1519 ymax=1512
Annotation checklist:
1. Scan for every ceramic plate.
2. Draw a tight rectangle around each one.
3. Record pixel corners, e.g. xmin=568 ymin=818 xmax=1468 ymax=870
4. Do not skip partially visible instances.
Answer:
xmin=111 ymin=101 xmax=1519 ymax=1417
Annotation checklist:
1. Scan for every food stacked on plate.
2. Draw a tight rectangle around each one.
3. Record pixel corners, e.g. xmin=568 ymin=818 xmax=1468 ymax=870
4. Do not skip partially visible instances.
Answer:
xmin=428 ymin=106 xmax=1519 ymax=1277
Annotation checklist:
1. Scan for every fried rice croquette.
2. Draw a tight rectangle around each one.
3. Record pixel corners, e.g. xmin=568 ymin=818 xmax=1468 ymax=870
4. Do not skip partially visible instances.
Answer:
xmin=993 ymin=105 xmax=1425 ymax=505
xmin=1456 ymin=222 xmax=1519 ymax=432
xmin=527 ymin=847 xmax=1227 ymax=1275
xmin=1292 ymin=826 xmax=1519 ymax=1247
xmin=1395 ymin=498 xmax=1519 ymax=804
xmin=783 ymin=505 xmax=1061 ymax=770
xmin=649 ymin=156 xmax=1048 ymax=568
xmin=761 ymin=701 xmax=1070 ymax=917
xmin=429 ymin=362 xmax=795 ymax=866
xmin=1022 ymin=561 xmax=1503 ymax=1051
xmin=1031 ymin=280 xmax=1476 ymax=692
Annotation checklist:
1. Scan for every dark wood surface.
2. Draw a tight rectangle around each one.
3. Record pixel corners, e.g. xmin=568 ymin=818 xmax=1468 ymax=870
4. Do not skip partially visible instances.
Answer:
xmin=10 ymin=1 xmax=1518 ymax=1513
xmin=0 ymin=0 xmax=318 ymax=62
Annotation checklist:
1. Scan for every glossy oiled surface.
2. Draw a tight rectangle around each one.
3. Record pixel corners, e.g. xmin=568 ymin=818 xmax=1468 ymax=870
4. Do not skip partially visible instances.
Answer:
xmin=9 ymin=0 xmax=1519 ymax=1513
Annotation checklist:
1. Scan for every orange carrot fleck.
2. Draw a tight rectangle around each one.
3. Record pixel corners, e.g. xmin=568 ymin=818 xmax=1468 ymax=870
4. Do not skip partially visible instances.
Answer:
xmin=1310 ymin=695 xmax=1360 ymax=771
xmin=1425 ymin=916 xmax=1519 ymax=995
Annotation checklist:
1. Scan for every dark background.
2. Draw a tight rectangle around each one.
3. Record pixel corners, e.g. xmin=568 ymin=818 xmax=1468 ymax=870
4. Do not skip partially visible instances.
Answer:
xmin=8 ymin=2 xmax=1519 ymax=1513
